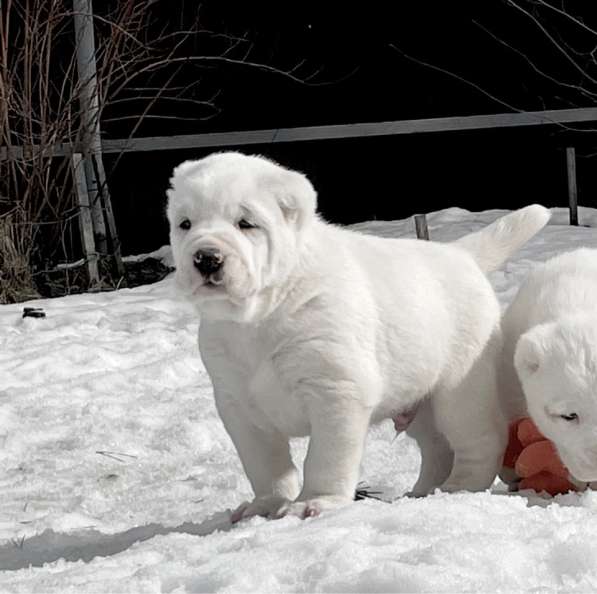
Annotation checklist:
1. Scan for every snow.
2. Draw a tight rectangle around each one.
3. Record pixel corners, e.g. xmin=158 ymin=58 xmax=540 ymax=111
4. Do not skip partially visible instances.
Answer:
xmin=2 ymin=207 xmax=597 ymax=592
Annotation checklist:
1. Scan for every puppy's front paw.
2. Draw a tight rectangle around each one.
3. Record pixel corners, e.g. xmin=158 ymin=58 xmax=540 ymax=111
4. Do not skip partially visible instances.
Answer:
xmin=286 ymin=495 xmax=352 ymax=519
xmin=230 ymin=495 xmax=291 ymax=523
xmin=231 ymin=494 xmax=353 ymax=523
xmin=404 ymin=489 xmax=428 ymax=498
xmin=438 ymin=481 xmax=464 ymax=494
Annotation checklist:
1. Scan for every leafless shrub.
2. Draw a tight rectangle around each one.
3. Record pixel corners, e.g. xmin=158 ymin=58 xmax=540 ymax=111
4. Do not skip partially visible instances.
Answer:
xmin=0 ymin=0 xmax=80 ymax=302
xmin=0 ymin=208 xmax=38 ymax=303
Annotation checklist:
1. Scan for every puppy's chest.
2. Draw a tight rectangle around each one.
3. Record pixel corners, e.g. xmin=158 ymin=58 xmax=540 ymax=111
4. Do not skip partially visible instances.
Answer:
xmin=213 ymin=333 xmax=310 ymax=436
xmin=247 ymin=359 xmax=310 ymax=436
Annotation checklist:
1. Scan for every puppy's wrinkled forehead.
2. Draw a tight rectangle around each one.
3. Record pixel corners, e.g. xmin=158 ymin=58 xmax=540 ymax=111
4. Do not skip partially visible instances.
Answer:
xmin=169 ymin=153 xmax=283 ymax=216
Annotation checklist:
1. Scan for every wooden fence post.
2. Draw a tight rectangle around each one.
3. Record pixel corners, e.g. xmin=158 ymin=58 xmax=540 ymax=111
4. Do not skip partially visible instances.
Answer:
xmin=73 ymin=0 xmax=107 ymax=253
xmin=414 ymin=214 xmax=429 ymax=240
xmin=72 ymin=153 xmax=100 ymax=286
xmin=91 ymin=155 xmax=125 ymax=278
xmin=566 ymin=147 xmax=579 ymax=226
xmin=73 ymin=0 xmax=124 ymax=279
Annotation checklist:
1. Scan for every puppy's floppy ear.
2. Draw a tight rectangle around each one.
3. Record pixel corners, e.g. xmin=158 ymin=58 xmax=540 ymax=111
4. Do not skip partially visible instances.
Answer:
xmin=515 ymin=330 xmax=545 ymax=377
xmin=274 ymin=169 xmax=317 ymax=232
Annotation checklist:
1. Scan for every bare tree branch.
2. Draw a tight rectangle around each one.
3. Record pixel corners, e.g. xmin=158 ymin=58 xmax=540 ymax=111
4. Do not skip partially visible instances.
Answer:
xmin=532 ymin=0 xmax=597 ymax=38
xmin=389 ymin=43 xmax=526 ymax=114
xmin=506 ymin=0 xmax=597 ymax=86
xmin=472 ymin=19 xmax=597 ymax=101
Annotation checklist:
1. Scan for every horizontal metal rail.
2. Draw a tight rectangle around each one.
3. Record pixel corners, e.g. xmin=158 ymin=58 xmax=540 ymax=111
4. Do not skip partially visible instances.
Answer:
xmin=2 ymin=107 xmax=597 ymax=160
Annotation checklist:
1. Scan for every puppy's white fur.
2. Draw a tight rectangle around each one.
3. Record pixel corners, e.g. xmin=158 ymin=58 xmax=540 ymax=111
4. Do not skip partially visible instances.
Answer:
xmin=167 ymin=152 xmax=550 ymax=518
xmin=500 ymin=248 xmax=597 ymax=483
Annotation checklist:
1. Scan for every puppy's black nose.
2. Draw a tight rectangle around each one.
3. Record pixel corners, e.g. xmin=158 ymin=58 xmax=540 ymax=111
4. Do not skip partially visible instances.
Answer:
xmin=193 ymin=248 xmax=224 ymax=276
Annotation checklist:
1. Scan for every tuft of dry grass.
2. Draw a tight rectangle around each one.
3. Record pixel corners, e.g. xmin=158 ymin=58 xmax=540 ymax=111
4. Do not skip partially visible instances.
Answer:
xmin=0 ymin=211 xmax=39 ymax=304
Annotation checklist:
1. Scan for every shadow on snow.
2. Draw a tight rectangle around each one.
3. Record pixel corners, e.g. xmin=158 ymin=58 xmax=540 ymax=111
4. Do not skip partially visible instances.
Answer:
xmin=0 ymin=511 xmax=233 ymax=571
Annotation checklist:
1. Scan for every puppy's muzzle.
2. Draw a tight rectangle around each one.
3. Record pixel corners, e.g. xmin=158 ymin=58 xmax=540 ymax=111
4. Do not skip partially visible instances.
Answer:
xmin=193 ymin=248 xmax=224 ymax=279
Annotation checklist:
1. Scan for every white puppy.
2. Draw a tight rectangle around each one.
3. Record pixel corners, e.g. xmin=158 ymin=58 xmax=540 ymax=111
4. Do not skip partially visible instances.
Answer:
xmin=500 ymin=248 xmax=597 ymax=484
xmin=167 ymin=152 xmax=550 ymax=519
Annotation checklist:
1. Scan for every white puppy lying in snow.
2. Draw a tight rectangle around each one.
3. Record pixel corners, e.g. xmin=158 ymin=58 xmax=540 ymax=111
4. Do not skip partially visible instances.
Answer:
xmin=500 ymin=248 xmax=597 ymax=485
xmin=166 ymin=152 xmax=550 ymax=520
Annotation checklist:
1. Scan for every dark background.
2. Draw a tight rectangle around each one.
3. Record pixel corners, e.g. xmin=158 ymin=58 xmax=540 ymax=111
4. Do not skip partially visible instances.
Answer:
xmin=100 ymin=1 xmax=597 ymax=254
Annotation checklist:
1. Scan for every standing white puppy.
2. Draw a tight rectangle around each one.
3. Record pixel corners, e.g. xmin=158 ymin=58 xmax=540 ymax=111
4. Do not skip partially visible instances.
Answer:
xmin=500 ymin=248 xmax=597 ymax=484
xmin=167 ymin=152 xmax=549 ymax=520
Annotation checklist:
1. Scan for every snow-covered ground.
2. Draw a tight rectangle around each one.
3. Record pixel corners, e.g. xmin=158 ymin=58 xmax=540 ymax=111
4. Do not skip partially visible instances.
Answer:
xmin=2 ymin=207 xmax=597 ymax=592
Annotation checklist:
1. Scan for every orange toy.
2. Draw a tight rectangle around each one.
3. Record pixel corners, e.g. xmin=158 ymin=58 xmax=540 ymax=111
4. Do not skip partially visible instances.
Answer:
xmin=502 ymin=417 xmax=577 ymax=496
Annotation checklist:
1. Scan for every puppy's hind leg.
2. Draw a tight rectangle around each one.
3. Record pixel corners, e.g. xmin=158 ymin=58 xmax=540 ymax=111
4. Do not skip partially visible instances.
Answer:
xmin=432 ymin=338 xmax=507 ymax=493
xmin=405 ymin=397 xmax=454 ymax=497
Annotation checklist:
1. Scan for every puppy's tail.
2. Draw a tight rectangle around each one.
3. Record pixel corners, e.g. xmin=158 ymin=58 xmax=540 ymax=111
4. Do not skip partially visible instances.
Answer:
xmin=454 ymin=205 xmax=551 ymax=273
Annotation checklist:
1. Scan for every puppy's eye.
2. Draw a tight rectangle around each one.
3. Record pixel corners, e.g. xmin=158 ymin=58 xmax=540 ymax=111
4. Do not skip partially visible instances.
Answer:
xmin=179 ymin=219 xmax=191 ymax=231
xmin=238 ymin=218 xmax=257 ymax=230
xmin=560 ymin=413 xmax=579 ymax=422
